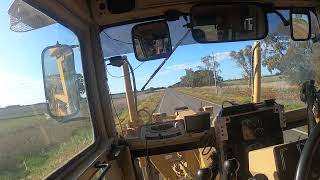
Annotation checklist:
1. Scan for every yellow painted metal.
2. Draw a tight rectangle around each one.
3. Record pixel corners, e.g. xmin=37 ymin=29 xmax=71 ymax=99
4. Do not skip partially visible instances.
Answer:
xmin=122 ymin=60 xmax=139 ymax=127
xmin=252 ymin=41 xmax=261 ymax=103
xmin=49 ymin=48 xmax=72 ymax=116
xmin=138 ymin=109 xmax=212 ymax=179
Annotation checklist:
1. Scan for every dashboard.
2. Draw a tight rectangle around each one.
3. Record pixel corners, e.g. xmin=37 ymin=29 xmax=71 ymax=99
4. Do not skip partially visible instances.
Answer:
xmin=139 ymin=120 xmax=186 ymax=140
xmin=129 ymin=112 xmax=212 ymax=157
xmin=139 ymin=112 xmax=211 ymax=140
xmin=128 ymin=99 xmax=317 ymax=179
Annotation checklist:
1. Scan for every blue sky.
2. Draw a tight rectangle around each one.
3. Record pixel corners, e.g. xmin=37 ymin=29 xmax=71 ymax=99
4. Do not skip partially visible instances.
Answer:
xmin=106 ymin=40 xmax=272 ymax=93
xmin=0 ymin=0 xmax=82 ymax=107
xmin=0 ymin=0 xmax=285 ymax=106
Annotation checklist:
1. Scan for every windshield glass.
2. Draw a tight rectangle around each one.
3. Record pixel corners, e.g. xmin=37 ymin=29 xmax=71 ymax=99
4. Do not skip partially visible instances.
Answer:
xmin=101 ymin=10 xmax=320 ymax=138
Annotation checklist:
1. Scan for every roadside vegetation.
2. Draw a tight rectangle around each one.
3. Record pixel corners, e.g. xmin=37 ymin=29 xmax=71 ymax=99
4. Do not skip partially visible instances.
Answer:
xmin=114 ymin=92 xmax=164 ymax=135
xmin=0 ymin=125 xmax=93 ymax=180
xmin=0 ymin=102 xmax=93 ymax=180
xmin=176 ymin=75 xmax=305 ymax=111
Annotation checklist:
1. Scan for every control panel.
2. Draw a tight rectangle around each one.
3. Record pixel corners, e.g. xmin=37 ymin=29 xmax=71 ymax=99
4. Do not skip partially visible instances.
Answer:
xmin=215 ymin=100 xmax=285 ymax=179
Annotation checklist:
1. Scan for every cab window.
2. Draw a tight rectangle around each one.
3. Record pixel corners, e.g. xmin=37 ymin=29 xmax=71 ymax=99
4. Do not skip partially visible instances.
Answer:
xmin=101 ymin=10 xmax=319 ymax=139
xmin=0 ymin=1 xmax=94 ymax=179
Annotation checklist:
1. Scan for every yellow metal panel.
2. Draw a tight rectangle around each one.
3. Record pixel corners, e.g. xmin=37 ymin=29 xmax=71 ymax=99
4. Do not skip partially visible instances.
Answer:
xmin=249 ymin=146 xmax=278 ymax=180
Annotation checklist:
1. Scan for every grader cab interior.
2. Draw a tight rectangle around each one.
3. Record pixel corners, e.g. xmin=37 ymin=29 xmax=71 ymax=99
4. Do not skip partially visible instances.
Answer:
xmin=1 ymin=0 xmax=320 ymax=180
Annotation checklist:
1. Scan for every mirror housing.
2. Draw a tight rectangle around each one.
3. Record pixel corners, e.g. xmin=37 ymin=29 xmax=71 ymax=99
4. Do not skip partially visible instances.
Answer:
xmin=190 ymin=3 xmax=268 ymax=43
xmin=132 ymin=20 xmax=172 ymax=61
xmin=41 ymin=44 xmax=81 ymax=122
xmin=290 ymin=8 xmax=311 ymax=41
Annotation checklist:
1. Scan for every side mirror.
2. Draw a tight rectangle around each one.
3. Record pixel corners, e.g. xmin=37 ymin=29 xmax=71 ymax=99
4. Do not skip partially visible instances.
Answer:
xmin=132 ymin=20 xmax=172 ymax=61
xmin=290 ymin=8 xmax=311 ymax=41
xmin=41 ymin=44 xmax=80 ymax=122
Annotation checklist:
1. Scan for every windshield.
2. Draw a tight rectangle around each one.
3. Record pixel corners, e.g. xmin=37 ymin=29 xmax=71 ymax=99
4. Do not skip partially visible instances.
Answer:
xmin=101 ymin=10 xmax=320 ymax=138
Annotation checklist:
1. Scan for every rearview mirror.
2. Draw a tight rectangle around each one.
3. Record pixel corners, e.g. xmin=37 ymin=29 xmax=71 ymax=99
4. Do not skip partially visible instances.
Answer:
xmin=132 ymin=20 xmax=172 ymax=61
xmin=41 ymin=44 xmax=80 ymax=122
xmin=190 ymin=4 xmax=267 ymax=43
xmin=290 ymin=9 xmax=311 ymax=41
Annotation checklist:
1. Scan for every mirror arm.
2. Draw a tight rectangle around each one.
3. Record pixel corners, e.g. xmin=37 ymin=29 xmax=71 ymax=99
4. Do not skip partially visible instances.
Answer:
xmin=141 ymin=30 xmax=191 ymax=91
xmin=125 ymin=58 xmax=138 ymax=112
xmin=270 ymin=10 xmax=290 ymax=26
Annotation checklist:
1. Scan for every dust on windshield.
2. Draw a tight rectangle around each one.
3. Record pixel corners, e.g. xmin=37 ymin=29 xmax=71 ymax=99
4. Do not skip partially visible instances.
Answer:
xmin=101 ymin=10 xmax=320 ymax=136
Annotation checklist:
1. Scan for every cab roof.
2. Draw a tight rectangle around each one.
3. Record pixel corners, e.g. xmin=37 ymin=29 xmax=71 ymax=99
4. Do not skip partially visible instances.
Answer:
xmin=90 ymin=0 xmax=320 ymax=27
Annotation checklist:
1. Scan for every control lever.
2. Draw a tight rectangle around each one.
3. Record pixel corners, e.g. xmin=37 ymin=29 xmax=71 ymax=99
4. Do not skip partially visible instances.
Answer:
xmin=94 ymin=162 xmax=111 ymax=180
xmin=108 ymin=144 xmax=125 ymax=160
xmin=223 ymin=158 xmax=239 ymax=180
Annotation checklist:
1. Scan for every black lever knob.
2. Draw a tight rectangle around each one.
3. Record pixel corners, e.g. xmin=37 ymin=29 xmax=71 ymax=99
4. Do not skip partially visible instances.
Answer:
xmin=196 ymin=168 xmax=212 ymax=180
xmin=223 ymin=158 xmax=239 ymax=178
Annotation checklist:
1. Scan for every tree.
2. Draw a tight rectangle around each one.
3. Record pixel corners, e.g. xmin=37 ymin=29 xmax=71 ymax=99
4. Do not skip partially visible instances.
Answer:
xmin=201 ymin=55 xmax=220 ymax=88
xmin=260 ymin=28 xmax=315 ymax=84
xmin=229 ymin=45 xmax=253 ymax=87
xmin=177 ymin=68 xmax=223 ymax=88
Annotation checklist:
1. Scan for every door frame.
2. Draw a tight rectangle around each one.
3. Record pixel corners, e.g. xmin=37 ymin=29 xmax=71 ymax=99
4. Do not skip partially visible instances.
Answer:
xmin=24 ymin=0 xmax=120 ymax=179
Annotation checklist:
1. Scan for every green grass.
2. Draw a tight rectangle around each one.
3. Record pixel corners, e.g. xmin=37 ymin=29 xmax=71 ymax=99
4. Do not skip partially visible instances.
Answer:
xmin=0 ymin=127 xmax=93 ymax=180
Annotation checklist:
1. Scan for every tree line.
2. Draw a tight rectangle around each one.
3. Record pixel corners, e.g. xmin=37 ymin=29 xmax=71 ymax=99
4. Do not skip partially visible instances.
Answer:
xmin=170 ymin=56 xmax=223 ymax=88
xmin=172 ymin=15 xmax=319 ymax=88
xmin=230 ymin=16 xmax=320 ymax=85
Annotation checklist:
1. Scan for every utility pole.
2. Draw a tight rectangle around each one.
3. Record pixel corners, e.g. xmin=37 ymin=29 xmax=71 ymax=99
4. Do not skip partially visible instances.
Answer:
xmin=212 ymin=53 xmax=218 ymax=94
xmin=213 ymin=61 xmax=218 ymax=94
xmin=252 ymin=41 xmax=261 ymax=103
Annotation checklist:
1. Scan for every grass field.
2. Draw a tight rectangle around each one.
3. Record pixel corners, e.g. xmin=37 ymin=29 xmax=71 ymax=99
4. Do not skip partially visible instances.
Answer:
xmin=223 ymin=75 xmax=283 ymax=86
xmin=176 ymin=76 xmax=305 ymax=111
xmin=0 ymin=115 xmax=48 ymax=135
xmin=0 ymin=91 xmax=164 ymax=179
xmin=0 ymin=127 xmax=92 ymax=180
xmin=0 ymin=103 xmax=93 ymax=180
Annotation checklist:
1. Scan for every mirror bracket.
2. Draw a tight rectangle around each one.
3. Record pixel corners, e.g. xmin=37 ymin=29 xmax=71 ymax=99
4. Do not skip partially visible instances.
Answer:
xmin=270 ymin=10 xmax=290 ymax=26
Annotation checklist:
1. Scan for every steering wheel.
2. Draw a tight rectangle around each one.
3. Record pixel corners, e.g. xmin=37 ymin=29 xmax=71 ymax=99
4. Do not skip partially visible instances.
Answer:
xmin=295 ymin=123 xmax=320 ymax=180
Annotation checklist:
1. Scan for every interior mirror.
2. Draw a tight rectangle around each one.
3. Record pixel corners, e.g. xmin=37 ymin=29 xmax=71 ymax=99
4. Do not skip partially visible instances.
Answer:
xmin=290 ymin=9 xmax=311 ymax=41
xmin=190 ymin=4 xmax=267 ymax=43
xmin=132 ymin=20 xmax=172 ymax=61
xmin=41 ymin=44 xmax=80 ymax=122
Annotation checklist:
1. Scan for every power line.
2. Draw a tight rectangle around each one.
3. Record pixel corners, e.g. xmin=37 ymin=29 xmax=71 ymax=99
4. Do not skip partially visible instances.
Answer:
xmin=106 ymin=62 xmax=144 ymax=78
xmin=102 ymin=31 xmax=133 ymax=45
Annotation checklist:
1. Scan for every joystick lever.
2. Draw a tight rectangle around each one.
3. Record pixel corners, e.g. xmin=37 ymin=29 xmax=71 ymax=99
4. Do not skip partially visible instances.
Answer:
xmin=223 ymin=158 xmax=239 ymax=180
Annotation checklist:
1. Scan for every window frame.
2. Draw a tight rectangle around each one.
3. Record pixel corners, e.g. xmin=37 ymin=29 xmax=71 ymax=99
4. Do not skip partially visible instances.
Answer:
xmin=21 ymin=0 xmax=116 ymax=179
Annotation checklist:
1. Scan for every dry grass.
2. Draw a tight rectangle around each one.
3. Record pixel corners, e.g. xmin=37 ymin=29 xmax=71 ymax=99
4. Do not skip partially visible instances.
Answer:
xmin=176 ymin=81 xmax=305 ymax=111
xmin=115 ymin=92 xmax=164 ymax=135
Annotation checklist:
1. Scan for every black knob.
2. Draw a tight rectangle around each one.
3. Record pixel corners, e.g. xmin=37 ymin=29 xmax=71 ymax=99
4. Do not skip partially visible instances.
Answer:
xmin=196 ymin=168 xmax=212 ymax=180
xmin=223 ymin=159 xmax=238 ymax=174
